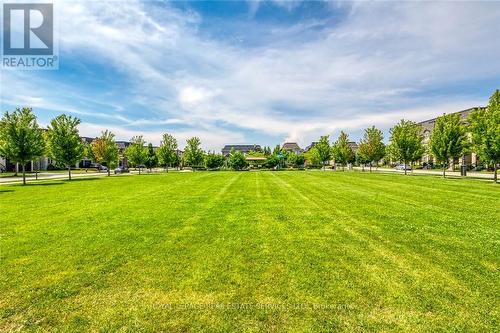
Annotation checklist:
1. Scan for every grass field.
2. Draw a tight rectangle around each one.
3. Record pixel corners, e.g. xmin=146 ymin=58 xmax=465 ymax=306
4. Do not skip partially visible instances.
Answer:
xmin=1 ymin=172 xmax=498 ymax=332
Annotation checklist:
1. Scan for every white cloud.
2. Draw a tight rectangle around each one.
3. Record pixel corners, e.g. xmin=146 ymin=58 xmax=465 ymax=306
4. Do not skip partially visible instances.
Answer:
xmin=1 ymin=0 xmax=499 ymax=150
xmin=179 ymin=86 xmax=217 ymax=109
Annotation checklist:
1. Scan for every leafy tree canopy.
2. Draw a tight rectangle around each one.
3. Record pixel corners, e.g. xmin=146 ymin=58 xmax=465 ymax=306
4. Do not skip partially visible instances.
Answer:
xmin=46 ymin=114 xmax=84 ymax=180
xmin=144 ymin=143 xmax=158 ymax=170
xmin=91 ymin=130 xmax=119 ymax=176
xmin=0 ymin=107 xmax=45 ymax=184
xmin=429 ymin=113 xmax=468 ymax=177
xmin=388 ymin=120 xmax=424 ymax=174
xmin=357 ymin=126 xmax=385 ymax=171
xmin=332 ymin=131 xmax=355 ymax=169
xmin=124 ymin=136 xmax=147 ymax=173
xmin=205 ymin=151 xmax=225 ymax=170
xmin=468 ymin=89 xmax=500 ymax=182
xmin=228 ymin=148 xmax=247 ymax=170
xmin=184 ymin=136 xmax=204 ymax=168
xmin=157 ymin=133 xmax=178 ymax=171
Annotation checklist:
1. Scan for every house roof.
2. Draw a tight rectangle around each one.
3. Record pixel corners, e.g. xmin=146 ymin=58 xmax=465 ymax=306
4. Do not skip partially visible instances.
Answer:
xmin=221 ymin=144 xmax=261 ymax=154
xmin=418 ymin=107 xmax=484 ymax=126
xmin=282 ymin=142 xmax=302 ymax=151
xmin=348 ymin=141 xmax=358 ymax=150
xmin=304 ymin=142 xmax=318 ymax=152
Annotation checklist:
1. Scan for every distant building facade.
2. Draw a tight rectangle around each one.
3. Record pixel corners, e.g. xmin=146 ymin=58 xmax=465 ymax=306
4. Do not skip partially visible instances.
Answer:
xmin=221 ymin=144 xmax=261 ymax=156
xmin=282 ymin=142 xmax=303 ymax=155
xmin=418 ymin=107 xmax=484 ymax=167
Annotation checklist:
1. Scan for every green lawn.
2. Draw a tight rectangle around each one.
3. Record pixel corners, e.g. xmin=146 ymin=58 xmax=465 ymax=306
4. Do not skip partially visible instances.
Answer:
xmin=1 ymin=172 xmax=498 ymax=332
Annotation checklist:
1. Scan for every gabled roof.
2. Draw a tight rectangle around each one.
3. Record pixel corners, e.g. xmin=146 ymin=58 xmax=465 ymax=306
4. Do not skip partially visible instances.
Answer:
xmin=282 ymin=142 xmax=302 ymax=151
xmin=304 ymin=142 xmax=318 ymax=152
xmin=221 ymin=144 xmax=261 ymax=154
xmin=348 ymin=141 xmax=358 ymax=151
xmin=418 ymin=107 xmax=484 ymax=126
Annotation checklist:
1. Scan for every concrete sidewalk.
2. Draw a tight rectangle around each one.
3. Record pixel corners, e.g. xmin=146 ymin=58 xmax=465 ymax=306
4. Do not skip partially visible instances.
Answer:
xmin=0 ymin=171 xmax=111 ymax=185
xmin=352 ymin=167 xmax=495 ymax=180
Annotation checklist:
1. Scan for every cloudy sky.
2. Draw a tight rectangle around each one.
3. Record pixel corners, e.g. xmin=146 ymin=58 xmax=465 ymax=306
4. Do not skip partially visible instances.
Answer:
xmin=1 ymin=0 xmax=499 ymax=150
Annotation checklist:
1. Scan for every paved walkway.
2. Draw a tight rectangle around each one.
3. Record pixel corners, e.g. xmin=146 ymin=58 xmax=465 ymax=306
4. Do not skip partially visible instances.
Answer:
xmin=0 ymin=171 xmax=112 ymax=185
xmin=1 ymin=167 xmax=496 ymax=185
xmin=352 ymin=167 xmax=495 ymax=180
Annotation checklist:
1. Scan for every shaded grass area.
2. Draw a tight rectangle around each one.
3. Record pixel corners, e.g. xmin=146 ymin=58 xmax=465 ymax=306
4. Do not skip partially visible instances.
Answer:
xmin=0 ymin=172 xmax=498 ymax=332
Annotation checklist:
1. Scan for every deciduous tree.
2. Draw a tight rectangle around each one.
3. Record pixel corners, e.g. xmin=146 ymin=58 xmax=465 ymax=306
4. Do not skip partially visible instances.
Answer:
xmin=184 ymin=137 xmax=204 ymax=169
xmin=91 ymin=130 xmax=119 ymax=176
xmin=46 ymin=114 xmax=84 ymax=180
xmin=429 ymin=113 xmax=468 ymax=178
xmin=0 ymin=107 xmax=45 ymax=185
xmin=144 ymin=143 xmax=158 ymax=172
xmin=124 ymin=136 xmax=147 ymax=174
xmin=157 ymin=133 xmax=177 ymax=172
xmin=205 ymin=151 xmax=225 ymax=170
xmin=228 ymin=148 xmax=247 ymax=170
xmin=315 ymin=135 xmax=331 ymax=170
xmin=468 ymin=90 xmax=500 ymax=183
xmin=287 ymin=152 xmax=305 ymax=168
xmin=388 ymin=120 xmax=424 ymax=175
xmin=332 ymin=131 xmax=355 ymax=171
xmin=357 ymin=126 xmax=385 ymax=172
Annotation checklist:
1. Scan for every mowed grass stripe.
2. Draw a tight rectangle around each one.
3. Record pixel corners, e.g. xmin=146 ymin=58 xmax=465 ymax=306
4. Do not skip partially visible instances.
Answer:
xmin=279 ymin=172 xmax=498 ymax=330
xmin=0 ymin=172 xmax=498 ymax=332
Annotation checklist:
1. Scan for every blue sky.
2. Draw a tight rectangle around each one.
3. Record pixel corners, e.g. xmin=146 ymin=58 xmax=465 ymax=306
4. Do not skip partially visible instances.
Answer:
xmin=1 ymin=0 xmax=499 ymax=150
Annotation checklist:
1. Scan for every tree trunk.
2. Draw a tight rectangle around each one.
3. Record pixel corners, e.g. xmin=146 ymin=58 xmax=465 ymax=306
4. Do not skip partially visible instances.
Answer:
xmin=22 ymin=164 xmax=26 ymax=185
xmin=166 ymin=166 xmax=169 ymax=173
xmin=494 ymin=164 xmax=498 ymax=183
xmin=404 ymin=161 xmax=407 ymax=175
xmin=68 ymin=166 xmax=72 ymax=180
xmin=107 ymin=168 xmax=110 ymax=177
xmin=369 ymin=162 xmax=372 ymax=173
xmin=443 ymin=165 xmax=446 ymax=178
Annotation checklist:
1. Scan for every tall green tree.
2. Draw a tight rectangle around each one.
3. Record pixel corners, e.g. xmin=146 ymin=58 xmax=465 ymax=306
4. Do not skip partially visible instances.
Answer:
xmin=332 ymin=131 xmax=355 ymax=171
xmin=263 ymin=146 xmax=272 ymax=156
xmin=46 ymin=114 xmax=84 ymax=180
xmin=356 ymin=150 xmax=371 ymax=171
xmin=286 ymin=152 xmax=305 ymax=168
xmin=172 ymin=152 xmax=181 ymax=170
xmin=184 ymin=137 xmax=204 ymax=169
xmin=157 ymin=133 xmax=177 ymax=172
xmin=144 ymin=143 xmax=158 ymax=172
xmin=357 ymin=126 xmax=386 ymax=172
xmin=0 ymin=107 xmax=45 ymax=185
xmin=315 ymin=135 xmax=331 ymax=170
xmin=264 ymin=154 xmax=280 ymax=169
xmin=429 ymin=113 xmax=468 ymax=178
xmin=468 ymin=89 xmax=500 ymax=182
xmin=228 ymin=148 xmax=248 ymax=170
xmin=83 ymin=141 xmax=95 ymax=161
xmin=124 ymin=136 xmax=147 ymax=174
xmin=304 ymin=147 xmax=322 ymax=168
xmin=388 ymin=120 xmax=425 ymax=175
xmin=91 ymin=130 xmax=119 ymax=176
xmin=205 ymin=151 xmax=225 ymax=170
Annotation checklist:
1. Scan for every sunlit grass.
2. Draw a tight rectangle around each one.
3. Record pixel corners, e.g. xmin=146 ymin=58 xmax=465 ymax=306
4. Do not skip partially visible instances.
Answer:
xmin=1 ymin=172 xmax=498 ymax=331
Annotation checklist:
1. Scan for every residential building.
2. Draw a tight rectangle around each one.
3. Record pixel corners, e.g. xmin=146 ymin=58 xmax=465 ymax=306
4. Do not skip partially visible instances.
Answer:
xmin=418 ymin=107 xmax=484 ymax=167
xmin=348 ymin=141 xmax=358 ymax=154
xmin=221 ymin=144 xmax=261 ymax=156
xmin=304 ymin=142 xmax=318 ymax=152
xmin=282 ymin=142 xmax=303 ymax=155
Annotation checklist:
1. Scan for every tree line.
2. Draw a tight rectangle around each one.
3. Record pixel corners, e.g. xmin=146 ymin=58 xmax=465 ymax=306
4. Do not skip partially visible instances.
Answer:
xmin=0 ymin=90 xmax=498 ymax=184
